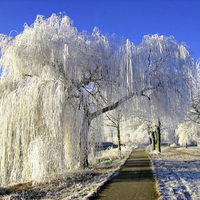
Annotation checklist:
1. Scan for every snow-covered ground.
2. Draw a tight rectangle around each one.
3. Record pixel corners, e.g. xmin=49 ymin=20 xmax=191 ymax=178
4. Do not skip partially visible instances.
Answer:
xmin=0 ymin=146 xmax=134 ymax=200
xmin=149 ymin=146 xmax=200 ymax=200
xmin=1 ymin=145 xmax=200 ymax=200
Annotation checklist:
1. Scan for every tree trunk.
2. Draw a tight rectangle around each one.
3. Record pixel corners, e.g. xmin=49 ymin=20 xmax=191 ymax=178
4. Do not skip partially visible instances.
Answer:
xmin=156 ymin=121 xmax=161 ymax=152
xmin=149 ymin=136 xmax=152 ymax=145
xmin=150 ymin=131 xmax=156 ymax=151
xmin=79 ymin=114 xmax=90 ymax=169
xmin=117 ymin=125 xmax=121 ymax=154
xmin=78 ymin=91 xmax=142 ymax=169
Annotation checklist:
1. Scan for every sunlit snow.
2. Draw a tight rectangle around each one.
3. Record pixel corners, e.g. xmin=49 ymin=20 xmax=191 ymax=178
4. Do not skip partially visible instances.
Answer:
xmin=149 ymin=146 xmax=200 ymax=200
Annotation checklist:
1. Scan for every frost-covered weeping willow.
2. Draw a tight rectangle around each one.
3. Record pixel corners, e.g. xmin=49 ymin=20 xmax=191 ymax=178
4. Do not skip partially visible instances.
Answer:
xmin=0 ymin=14 xmax=135 ymax=185
xmin=131 ymin=34 xmax=195 ymax=127
xmin=0 ymin=13 xmax=196 ymax=186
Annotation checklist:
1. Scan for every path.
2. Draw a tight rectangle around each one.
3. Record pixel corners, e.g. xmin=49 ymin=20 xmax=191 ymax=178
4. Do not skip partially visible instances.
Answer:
xmin=91 ymin=146 xmax=159 ymax=200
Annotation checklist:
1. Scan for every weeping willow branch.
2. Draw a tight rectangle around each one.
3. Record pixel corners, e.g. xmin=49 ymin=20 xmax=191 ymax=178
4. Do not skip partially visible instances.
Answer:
xmin=89 ymin=83 xmax=165 ymax=121
xmin=89 ymin=92 xmax=136 ymax=120
xmin=24 ymin=74 xmax=33 ymax=77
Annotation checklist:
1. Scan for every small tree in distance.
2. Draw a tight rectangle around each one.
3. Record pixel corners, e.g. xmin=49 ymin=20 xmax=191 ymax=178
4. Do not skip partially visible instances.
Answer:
xmin=105 ymin=108 xmax=123 ymax=154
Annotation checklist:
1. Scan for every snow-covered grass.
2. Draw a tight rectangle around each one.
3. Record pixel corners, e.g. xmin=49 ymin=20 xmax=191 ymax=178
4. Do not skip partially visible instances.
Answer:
xmin=0 ymin=145 xmax=134 ymax=200
xmin=149 ymin=146 xmax=200 ymax=200
xmin=2 ymin=145 xmax=200 ymax=200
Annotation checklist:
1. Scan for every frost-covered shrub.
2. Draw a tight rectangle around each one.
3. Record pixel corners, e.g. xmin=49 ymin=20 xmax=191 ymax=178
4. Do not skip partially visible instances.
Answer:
xmin=176 ymin=121 xmax=199 ymax=147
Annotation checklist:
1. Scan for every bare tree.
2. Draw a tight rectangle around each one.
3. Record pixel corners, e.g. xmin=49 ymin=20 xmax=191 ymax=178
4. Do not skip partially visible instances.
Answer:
xmin=105 ymin=108 xmax=123 ymax=153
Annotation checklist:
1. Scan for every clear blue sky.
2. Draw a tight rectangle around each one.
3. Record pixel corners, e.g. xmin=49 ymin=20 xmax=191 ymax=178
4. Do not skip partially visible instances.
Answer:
xmin=0 ymin=0 xmax=199 ymax=59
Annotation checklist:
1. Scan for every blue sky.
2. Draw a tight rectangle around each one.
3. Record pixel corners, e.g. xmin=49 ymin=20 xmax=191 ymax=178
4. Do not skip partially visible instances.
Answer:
xmin=0 ymin=0 xmax=199 ymax=59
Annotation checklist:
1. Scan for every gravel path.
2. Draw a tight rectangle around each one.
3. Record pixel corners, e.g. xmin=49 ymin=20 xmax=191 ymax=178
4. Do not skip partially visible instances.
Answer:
xmin=91 ymin=146 xmax=159 ymax=200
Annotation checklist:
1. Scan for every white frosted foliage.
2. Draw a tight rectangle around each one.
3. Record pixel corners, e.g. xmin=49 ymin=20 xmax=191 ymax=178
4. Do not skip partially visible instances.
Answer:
xmin=176 ymin=121 xmax=199 ymax=146
xmin=0 ymin=14 xmax=127 ymax=185
xmin=0 ymin=77 xmax=71 ymax=185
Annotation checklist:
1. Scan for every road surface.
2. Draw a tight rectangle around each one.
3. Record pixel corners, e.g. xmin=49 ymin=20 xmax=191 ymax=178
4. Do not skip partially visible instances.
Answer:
xmin=91 ymin=146 xmax=159 ymax=200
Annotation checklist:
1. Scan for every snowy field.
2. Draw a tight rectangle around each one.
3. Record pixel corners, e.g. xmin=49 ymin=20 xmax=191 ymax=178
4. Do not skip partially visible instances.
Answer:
xmin=149 ymin=146 xmax=200 ymax=200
